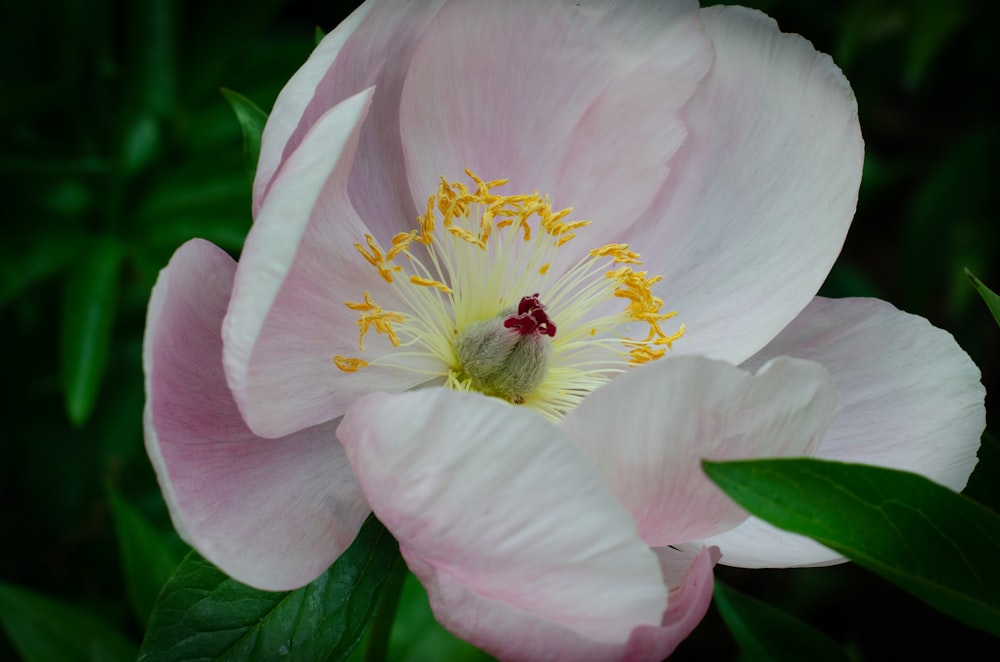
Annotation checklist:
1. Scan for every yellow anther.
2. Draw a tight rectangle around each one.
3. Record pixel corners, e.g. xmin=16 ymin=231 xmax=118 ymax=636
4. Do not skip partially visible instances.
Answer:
xmin=626 ymin=344 xmax=667 ymax=365
xmin=411 ymin=275 xmax=452 ymax=293
xmin=655 ymin=324 xmax=686 ymax=349
xmin=333 ymin=356 xmax=369 ymax=372
xmin=448 ymin=224 xmax=487 ymax=248
xmin=353 ymin=234 xmax=397 ymax=283
xmin=343 ymin=291 xmax=405 ymax=350
xmin=386 ymin=231 xmax=416 ymax=260
xmin=590 ymin=244 xmax=643 ymax=264
xmin=539 ymin=263 xmax=551 ymax=275
xmin=548 ymin=219 xmax=591 ymax=236
xmin=418 ymin=196 xmax=436 ymax=244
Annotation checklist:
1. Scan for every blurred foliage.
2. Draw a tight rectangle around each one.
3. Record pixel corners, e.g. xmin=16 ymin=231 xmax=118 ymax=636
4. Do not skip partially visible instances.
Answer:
xmin=0 ymin=0 xmax=997 ymax=659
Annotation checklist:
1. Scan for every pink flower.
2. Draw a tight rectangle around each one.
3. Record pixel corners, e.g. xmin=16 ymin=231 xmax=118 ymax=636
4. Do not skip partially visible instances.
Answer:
xmin=143 ymin=1 xmax=984 ymax=659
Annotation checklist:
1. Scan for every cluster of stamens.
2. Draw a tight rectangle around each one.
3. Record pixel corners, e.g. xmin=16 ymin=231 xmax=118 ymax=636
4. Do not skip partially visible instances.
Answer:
xmin=333 ymin=170 xmax=684 ymax=420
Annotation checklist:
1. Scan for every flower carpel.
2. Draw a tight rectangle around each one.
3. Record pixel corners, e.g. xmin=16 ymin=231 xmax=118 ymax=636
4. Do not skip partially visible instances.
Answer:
xmin=504 ymin=293 xmax=556 ymax=337
xmin=455 ymin=301 xmax=555 ymax=404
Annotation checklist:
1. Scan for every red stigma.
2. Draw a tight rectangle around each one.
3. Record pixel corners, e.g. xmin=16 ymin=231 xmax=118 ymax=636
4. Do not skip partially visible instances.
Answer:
xmin=504 ymin=293 xmax=556 ymax=337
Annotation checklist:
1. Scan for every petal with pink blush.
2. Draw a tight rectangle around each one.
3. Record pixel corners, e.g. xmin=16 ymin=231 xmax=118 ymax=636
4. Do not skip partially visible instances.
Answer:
xmin=337 ymin=389 xmax=667 ymax=645
xmin=633 ymin=6 xmax=864 ymax=365
xmin=144 ymin=239 xmax=370 ymax=590
xmin=622 ymin=546 xmax=720 ymax=661
xmin=253 ymin=2 xmax=374 ymax=212
xmin=398 ymin=544 xmax=718 ymax=661
xmin=224 ymin=89 xmax=435 ymax=439
xmin=254 ymin=0 xmax=446 ymax=232
xmin=562 ymin=356 xmax=839 ymax=546
xmin=702 ymin=296 xmax=985 ymax=568
xmin=746 ymin=297 xmax=984 ymax=488
xmin=399 ymin=0 xmax=712 ymax=264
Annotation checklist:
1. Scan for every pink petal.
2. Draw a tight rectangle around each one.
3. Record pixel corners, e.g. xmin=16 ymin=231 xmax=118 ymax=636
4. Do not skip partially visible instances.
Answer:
xmin=621 ymin=546 xmax=720 ymax=660
xmin=224 ymin=89 xmax=434 ymax=439
xmin=703 ymin=296 xmax=986 ymax=567
xmin=399 ymin=0 xmax=712 ymax=267
xmin=562 ymin=356 xmax=839 ymax=546
xmin=255 ymin=0 xmax=446 ymax=237
xmin=398 ymin=542 xmax=718 ymax=661
xmin=337 ymin=389 xmax=667 ymax=646
xmin=144 ymin=239 xmax=370 ymax=590
xmin=633 ymin=6 xmax=864 ymax=365
xmin=254 ymin=2 xmax=374 ymax=213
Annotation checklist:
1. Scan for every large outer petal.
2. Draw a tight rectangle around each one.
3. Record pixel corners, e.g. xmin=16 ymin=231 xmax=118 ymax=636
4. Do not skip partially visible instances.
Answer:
xmin=255 ymin=0 xmax=446 ymax=237
xmin=633 ymin=6 xmax=864 ymax=364
xmin=143 ymin=239 xmax=370 ymax=590
xmin=700 ymin=296 xmax=986 ymax=567
xmin=562 ymin=356 xmax=839 ymax=546
xmin=337 ymin=389 xmax=668 ymax=647
xmin=402 ymin=545 xmax=718 ymax=662
xmin=224 ymin=90 xmax=435 ymax=439
xmin=253 ymin=1 xmax=373 ymax=212
xmin=399 ymin=0 xmax=713 ymax=268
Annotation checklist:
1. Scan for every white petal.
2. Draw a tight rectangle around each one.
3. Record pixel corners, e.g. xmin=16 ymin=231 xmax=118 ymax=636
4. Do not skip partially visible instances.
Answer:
xmin=703 ymin=296 xmax=985 ymax=568
xmin=144 ymin=239 xmax=369 ymax=590
xmin=562 ymin=356 xmax=839 ymax=546
xmin=254 ymin=2 xmax=373 ymax=211
xmin=224 ymin=89 xmax=433 ymax=439
xmin=255 ymin=0 xmax=447 ymax=231
xmin=633 ymin=6 xmax=864 ymax=364
xmin=399 ymin=0 xmax=712 ymax=273
xmin=337 ymin=389 xmax=667 ymax=644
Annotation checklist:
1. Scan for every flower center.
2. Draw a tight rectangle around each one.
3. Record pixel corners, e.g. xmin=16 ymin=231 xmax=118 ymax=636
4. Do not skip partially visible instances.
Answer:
xmin=333 ymin=170 xmax=683 ymax=421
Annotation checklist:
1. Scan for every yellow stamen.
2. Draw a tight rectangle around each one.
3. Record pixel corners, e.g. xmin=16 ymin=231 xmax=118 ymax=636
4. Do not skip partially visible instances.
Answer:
xmin=410 ymin=275 xmax=452 ymax=293
xmin=333 ymin=356 xmax=368 ymax=372
xmin=333 ymin=170 xmax=684 ymax=419
xmin=343 ymin=291 xmax=405 ymax=351
xmin=353 ymin=234 xmax=399 ymax=283
xmin=589 ymin=244 xmax=643 ymax=265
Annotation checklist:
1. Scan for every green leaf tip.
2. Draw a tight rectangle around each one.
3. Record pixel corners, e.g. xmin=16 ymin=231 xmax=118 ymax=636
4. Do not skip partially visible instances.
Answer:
xmin=965 ymin=268 xmax=1000 ymax=328
xmin=220 ymin=88 xmax=268 ymax=184
xmin=60 ymin=236 xmax=124 ymax=426
xmin=703 ymin=458 xmax=1000 ymax=637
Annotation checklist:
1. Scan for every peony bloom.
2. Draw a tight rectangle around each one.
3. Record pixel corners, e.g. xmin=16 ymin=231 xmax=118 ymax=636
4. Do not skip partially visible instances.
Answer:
xmin=142 ymin=1 xmax=984 ymax=659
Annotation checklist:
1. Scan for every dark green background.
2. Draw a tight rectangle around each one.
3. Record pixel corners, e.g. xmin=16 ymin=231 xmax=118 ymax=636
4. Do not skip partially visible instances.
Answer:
xmin=1 ymin=0 xmax=997 ymax=659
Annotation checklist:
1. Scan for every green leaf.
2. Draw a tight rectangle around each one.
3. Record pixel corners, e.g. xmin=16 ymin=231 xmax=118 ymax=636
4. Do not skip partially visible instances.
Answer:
xmin=106 ymin=483 xmax=183 ymax=628
xmin=220 ymin=88 xmax=268 ymax=182
xmin=713 ymin=581 xmax=854 ymax=662
xmin=0 ymin=582 xmax=137 ymax=662
xmin=139 ymin=516 xmax=405 ymax=661
xmin=966 ymin=269 xmax=1000 ymax=328
xmin=703 ymin=459 xmax=1000 ymax=637
xmin=60 ymin=236 xmax=124 ymax=426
